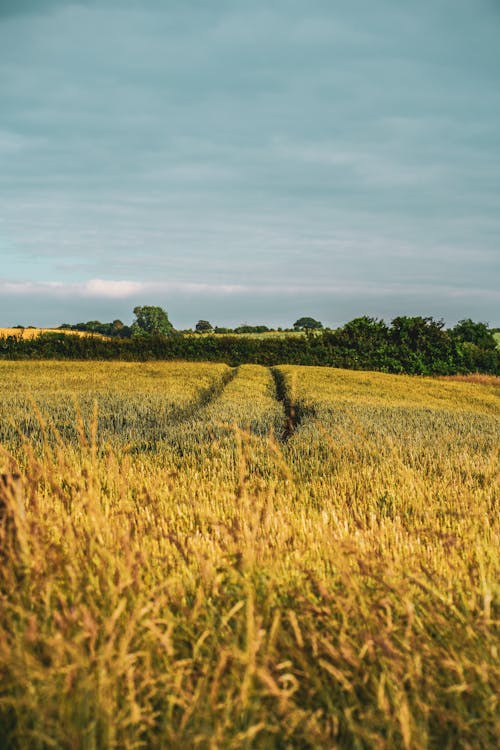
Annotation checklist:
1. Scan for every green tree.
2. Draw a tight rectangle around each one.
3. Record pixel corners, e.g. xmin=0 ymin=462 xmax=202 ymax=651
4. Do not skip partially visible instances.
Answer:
xmin=389 ymin=316 xmax=456 ymax=374
xmin=293 ymin=317 xmax=323 ymax=331
xmin=131 ymin=306 xmax=174 ymax=337
xmin=450 ymin=319 xmax=497 ymax=350
xmin=234 ymin=325 xmax=270 ymax=334
xmin=195 ymin=320 xmax=213 ymax=333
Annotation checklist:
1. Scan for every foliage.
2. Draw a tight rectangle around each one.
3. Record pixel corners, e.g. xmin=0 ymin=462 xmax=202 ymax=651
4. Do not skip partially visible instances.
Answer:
xmin=195 ymin=319 xmax=213 ymax=333
xmin=60 ymin=319 xmax=131 ymax=337
xmin=450 ymin=318 xmax=497 ymax=350
xmin=388 ymin=316 xmax=457 ymax=374
xmin=0 ymin=362 xmax=498 ymax=748
xmin=131 ymin=305 xmax=174 ymax=337
xmin=293 ymin=316 xmax=323 ymax=330
xmin=0 ymin=315 xmax=499 ymax=374
xmin=234 ymin=325 xmax=271 ymax=334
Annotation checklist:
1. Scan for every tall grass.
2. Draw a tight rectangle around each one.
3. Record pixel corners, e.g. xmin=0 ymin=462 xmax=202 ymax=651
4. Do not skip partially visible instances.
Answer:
xmin=0 ymin=362 xmax=498 ymax=748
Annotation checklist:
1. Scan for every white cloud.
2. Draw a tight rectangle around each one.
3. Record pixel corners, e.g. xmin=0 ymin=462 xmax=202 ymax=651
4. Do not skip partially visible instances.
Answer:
xmin=83 ymin=279 xmax=143 ymax=297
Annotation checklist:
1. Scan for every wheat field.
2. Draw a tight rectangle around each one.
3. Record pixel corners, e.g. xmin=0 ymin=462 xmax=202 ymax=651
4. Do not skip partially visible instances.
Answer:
xmin=0 ymin=328 xmax=104 ymax=340
xmin=0 ymin=362 xmax=498 ymax=749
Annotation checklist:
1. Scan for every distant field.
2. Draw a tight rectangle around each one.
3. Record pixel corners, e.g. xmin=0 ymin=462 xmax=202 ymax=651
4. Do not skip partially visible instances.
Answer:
xmin=0 ymin=327 xmax=103 ymax=339
xmin=494 ymin=331 xmax=500 ymax=348
xmin=0 ymin=362 xmax=498 ymax=748
xmin=0 ymin=328 xmax=308 ymax=339
xmin=0 ymin=328 xmax=308 ymax=341
xmin=187 ymin=330 xmax=307 ymax=338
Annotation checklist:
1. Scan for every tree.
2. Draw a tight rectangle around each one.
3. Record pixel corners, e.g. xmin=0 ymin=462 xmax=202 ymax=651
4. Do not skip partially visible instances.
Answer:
xmin=75 ymin=320 xmax=103 ymax=332
xmin=323 ymin=317 xmax=395 ymax=371
xmin=293 ymin=317 xmax=323 ymax=331
xmin=111 ymin=320 xmax=132 ymax=338
xmin=131 ymin=306 xmax=174 ymax=337
xmin=389 ymin=316 xmax=456 ymax=374
xmin=195 ymin=320 xmax=213 ymax=333
xmin=234 ymin=325 xmax=270 ymax=334
xmin=450 ymin=319 xmax=497 ymax=350
xmin=335 ymin=316 xmax=389 ymax=353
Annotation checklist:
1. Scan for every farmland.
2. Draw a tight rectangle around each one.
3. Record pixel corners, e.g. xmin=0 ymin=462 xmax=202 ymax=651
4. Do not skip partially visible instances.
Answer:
xmin=0 ymin=362 xmax=499 ymax=749
xmin=0 ymin=328 xmax=104 ymax=339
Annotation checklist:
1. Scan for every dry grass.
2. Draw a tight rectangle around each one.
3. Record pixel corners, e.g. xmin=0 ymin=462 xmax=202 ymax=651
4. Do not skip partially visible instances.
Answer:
xmin=438 ymin=373 xmax=500 ymax=388
xmin=0 ymin=363 xmax=498 ymax=749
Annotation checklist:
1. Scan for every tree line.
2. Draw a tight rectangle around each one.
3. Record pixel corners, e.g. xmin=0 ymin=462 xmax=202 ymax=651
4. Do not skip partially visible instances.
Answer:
xmin=57 ymin=308 xmax=324 ymax=336
xmin=1 ymin=310 xmax=498 ymax=375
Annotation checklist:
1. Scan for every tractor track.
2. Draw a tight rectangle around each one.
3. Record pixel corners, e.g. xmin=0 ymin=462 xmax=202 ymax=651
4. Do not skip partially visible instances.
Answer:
xmin=270 ymin=367 xmax=299 ymax=440
xmin=169 ymin=366 xmax=238 ymax=424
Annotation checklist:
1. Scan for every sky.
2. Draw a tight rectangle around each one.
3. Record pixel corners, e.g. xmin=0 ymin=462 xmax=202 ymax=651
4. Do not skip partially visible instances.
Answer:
xmin=0 ymin=0 xmax=499 ymax=329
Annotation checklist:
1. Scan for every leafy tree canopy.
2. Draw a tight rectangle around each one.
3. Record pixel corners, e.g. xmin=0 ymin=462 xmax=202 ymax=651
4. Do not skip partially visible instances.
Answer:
xmin=450 ymin=319 xmax=497 ymax=350
xmin=293 ymin=317 xmax=323 ymax=330
xmin=131 ymin=306 xmax=174 ymax=337
xmin=234 ymin=325 xmax=270 ymax=334
xmin=195 ymin=320 xmax=213 ymax=333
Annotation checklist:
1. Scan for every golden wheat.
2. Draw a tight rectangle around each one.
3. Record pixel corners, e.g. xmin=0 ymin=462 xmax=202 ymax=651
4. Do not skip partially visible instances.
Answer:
xmin=0 ymin=362 xmax=498 ymax=749
xmin=0 ymin=328 xmax=104 ymax=340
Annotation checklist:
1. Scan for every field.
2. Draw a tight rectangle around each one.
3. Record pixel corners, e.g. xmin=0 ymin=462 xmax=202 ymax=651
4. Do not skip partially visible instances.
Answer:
xmin=188 ymin=331 xmax=307 ymax=338
xmin=0 ymin=328 xmax=308 ymax=342
xmin=0 ymin=329 xmax=304 ymax=340
xmin=0 ymin=328 xmax=103 ymax=339
xmin=0 ymin=362 xmax=498 ymax=749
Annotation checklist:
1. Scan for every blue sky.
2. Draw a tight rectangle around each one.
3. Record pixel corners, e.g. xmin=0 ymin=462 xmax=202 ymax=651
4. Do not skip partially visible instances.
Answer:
xmin=0 ymin=0 xmax=499 ymax=328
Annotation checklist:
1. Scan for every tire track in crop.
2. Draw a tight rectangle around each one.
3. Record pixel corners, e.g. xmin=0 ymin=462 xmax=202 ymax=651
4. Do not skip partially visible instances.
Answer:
xmin=270 ymin=367 xmax=316 ymax=441
xmin=128 ymin=367 xmax=239 ymax=452
xmin=169 ymin=366 xmax=238 ymax=423
xmin=270 ymin=367 xmax=296 ymax=439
